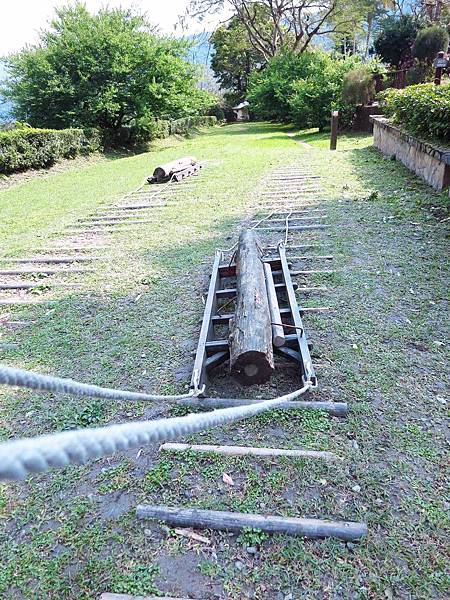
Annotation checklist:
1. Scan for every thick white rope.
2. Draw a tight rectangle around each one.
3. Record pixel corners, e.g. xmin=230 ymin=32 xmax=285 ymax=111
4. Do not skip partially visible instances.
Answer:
xmin=0 ymin=365 xmax=202 ymax=402
xmin=0 ymin=382 xmax=312 ymax=480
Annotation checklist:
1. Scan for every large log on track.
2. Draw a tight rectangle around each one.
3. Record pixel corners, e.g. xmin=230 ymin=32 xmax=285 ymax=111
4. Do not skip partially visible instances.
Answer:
xmin=229 ymin=229 xmax=274 ymax=385
xmin=152 ymin=156 xmax=197 ymax=183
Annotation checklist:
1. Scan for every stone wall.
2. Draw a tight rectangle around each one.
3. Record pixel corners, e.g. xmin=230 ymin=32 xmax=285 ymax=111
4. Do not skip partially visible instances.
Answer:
xmin=371 ymin=116 xmax=450 ymax=191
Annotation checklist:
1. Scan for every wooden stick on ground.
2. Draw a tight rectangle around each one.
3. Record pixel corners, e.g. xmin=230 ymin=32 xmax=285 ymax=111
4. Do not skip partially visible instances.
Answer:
xmin=136 ymin=506 xmax=367 ymax=541
xmin=177 ymin=397 xmax=348 ymax=417
xmin=160 ymin=443 xmax=339 ymax=461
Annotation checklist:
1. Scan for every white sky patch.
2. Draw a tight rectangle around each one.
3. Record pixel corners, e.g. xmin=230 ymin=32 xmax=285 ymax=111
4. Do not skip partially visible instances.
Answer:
xmin=0 ymin=0 xmax=229 ymax=56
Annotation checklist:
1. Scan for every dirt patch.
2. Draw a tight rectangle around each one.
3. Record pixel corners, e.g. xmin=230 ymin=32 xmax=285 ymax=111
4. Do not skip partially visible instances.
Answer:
xmin=156 ymin=552 xmax=223 ymax=599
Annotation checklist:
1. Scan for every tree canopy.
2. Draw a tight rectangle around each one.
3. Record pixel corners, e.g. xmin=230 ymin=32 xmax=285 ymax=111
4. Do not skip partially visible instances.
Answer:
xmin=374 ymin=14 xmax=421 ymax=66
xmin=2 ymin=4 xmax=213 ymax=140
xmin=189 ymin=0 xmax=360 ymax=58
xmin=210 ymin=16 xmax=264 ymax=102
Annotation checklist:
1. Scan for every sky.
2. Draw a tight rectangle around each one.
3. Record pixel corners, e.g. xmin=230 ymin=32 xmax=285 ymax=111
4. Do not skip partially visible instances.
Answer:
xmin=0 ymin=0 xmax=229 ymax=57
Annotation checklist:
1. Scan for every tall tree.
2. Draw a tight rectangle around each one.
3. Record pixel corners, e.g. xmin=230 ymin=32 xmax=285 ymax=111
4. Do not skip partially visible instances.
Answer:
xmin=210 ymin=16 xmax=265 ymax=100
xmin=188 ymin=0 xmax=355 ymax=58
xmin=2 ymin=3 xmax=211 ymax=137
xmin=374 ymin=14 xmax=421 ymax=66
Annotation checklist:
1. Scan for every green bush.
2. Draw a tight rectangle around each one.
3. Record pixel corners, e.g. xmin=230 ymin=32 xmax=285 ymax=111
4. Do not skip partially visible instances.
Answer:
xmin=116 ymin=116 xmax=217 ymax=146
xmin=248 ymin=50 xmax=361 ymax=130
xmin=2 ymin=5 xmax=213 ymax=144
xmin=374 ymin=15 xmax=421 ymax=67
xmin=169 ymin=115 xmax=217 ymax=135
xmin=342 ymin=67 xmax=376 ymax=106
xmin=380 ymin=83 xmax=450 ymax=142
xmin=412 ymin=26 xmax=449 ymax=63
xmin=0 ymin=127 xmax=100 ymax=174
xmin=405 ymin=61 xmax=433 ymax=85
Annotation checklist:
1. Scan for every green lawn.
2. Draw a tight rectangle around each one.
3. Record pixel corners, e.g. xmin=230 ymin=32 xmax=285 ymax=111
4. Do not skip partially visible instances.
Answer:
xmin=0 ymin=123 xmax=448 ymax=599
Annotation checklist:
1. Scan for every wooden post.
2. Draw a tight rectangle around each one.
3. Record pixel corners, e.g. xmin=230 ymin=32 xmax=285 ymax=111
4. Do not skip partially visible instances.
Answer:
xmin=330 ymin=111 xmax=339 ymax=151
xmin=136 ymin=505 xmax=367 ymax=541
xmin=229 ymin=230 xmax=274 ymax=385
xmin=434 ymin=51 xmax=446 ymax=85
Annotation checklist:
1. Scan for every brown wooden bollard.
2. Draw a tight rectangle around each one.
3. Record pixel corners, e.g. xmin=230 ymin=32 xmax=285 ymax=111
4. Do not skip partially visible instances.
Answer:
xmin=330 ymin=110 xmax=339 ymax=151
xmin=229 ymin=229 xmax=274 ymax=385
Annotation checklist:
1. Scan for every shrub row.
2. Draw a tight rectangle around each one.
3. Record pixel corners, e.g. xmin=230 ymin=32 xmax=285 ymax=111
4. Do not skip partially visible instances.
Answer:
xmin=131 ymin=115 xmax=218 ymax=145
xmin=0 ymin=116 xmax=218 ymax=174
xmin=380 ymin=83 xmax=450 ymax=142
xmin=0 ymin=127 xmax=101 ymax=174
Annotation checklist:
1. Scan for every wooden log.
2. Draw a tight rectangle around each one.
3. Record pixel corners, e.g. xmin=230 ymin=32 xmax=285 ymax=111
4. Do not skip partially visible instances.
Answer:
xmin=136 ymin=505 xmax=367 ymax=541
xmin=151 ymin=156 xmax=197 ymax=183
xmin=229 ymin=230 xmax=274 ymax=385
xmin=160 ymin=443 xmax=338 ymax=461
xmin=176 ymin=397 xmax=348 ymax=417
xmin=263 ymin=262 xmax=285 ymax=347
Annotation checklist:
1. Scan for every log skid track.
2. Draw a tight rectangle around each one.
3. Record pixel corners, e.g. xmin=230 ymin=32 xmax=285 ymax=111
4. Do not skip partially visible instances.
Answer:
xmin=0 ymin=169 xmax=203 ymax=307
xmin=137 ymin=162 xmax=367 ymax=543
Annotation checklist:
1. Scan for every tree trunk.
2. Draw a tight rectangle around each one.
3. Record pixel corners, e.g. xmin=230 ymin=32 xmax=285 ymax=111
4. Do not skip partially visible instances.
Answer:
xmin=229 ymin=229 xmax=274 ymax=385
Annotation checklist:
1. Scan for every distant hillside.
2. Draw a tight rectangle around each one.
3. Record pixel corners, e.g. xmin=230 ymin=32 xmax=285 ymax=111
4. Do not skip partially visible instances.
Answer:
xmin=186 ymin=33 xmax=221 ymax=93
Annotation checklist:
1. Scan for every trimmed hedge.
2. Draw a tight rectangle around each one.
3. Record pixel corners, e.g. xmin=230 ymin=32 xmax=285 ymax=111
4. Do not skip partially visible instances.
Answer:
xmin=0 ymin=127 xmax=101 ymax=174
xmin=131 ymin=115 xmax=217 ymax=145
xmin=380 ymin=83 xmax=450 ymax=142
xmin=169 ymin=115 xmax=217 ymax=135
xmin=0 ymin=116 xmax=217 ymax=174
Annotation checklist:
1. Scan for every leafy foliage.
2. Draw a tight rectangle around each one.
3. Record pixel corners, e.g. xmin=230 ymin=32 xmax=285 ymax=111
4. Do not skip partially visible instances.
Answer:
xmin=0 ymin=127 xmax=100 ymax=174
xmin=342 ymin=66 xmax=376 ymax=106
xmin=132 ymin=115 xmax=217 ymax=145
xmin=210 ymin=16 xmax=265 ymax=102
xmin=248 ymin=51 xmax=361 ymax=130
xmin=374 ymin=15 xmax=421 ymax=67
xmin=380 ymin=82 xmax=450 ymax=142
xmin=1 ymin=4 xmax=213 ymax=143
xmin=237 ymin=527 xmax=269 ymax=547
xmin=412 ymin=26 xmax=449 ymax=63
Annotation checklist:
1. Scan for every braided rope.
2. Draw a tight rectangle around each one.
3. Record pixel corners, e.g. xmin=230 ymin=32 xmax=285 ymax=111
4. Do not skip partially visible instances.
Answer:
xmin=0 ymin=382 xmax=311 ymax=480
xmin=0 ymin=365 xmax=201 ymax=402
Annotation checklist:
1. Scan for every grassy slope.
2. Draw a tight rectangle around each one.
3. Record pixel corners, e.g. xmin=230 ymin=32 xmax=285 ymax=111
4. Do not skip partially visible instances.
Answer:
xmin=0 ymin=124 xmax=448 ymax=599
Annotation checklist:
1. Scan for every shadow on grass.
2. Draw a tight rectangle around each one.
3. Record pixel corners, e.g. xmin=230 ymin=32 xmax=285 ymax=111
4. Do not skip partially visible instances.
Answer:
xmin=346 ymin=145 xmax=449 ymax=217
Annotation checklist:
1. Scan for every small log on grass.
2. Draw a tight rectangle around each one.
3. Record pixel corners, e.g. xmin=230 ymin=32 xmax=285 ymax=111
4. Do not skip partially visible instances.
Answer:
xmin=229 ymin=229 xmax=274 ymax=385
xmin=150 ymin=156 xmax=198 ymax=183
xmin=136 ymin=505 xmax=367 ymax=541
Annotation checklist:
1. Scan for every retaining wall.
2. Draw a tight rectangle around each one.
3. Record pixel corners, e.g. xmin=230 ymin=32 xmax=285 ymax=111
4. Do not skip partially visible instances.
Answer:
xmin=371 ymin=116 xmax=450 ymax=191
